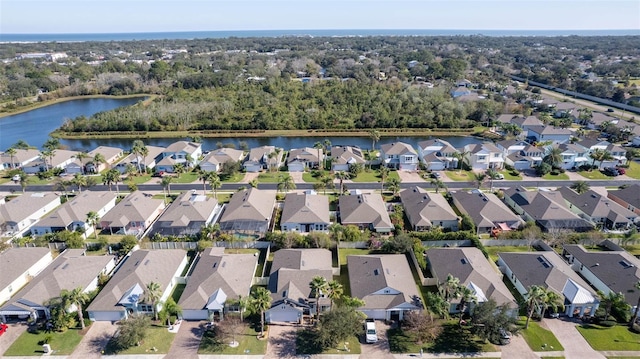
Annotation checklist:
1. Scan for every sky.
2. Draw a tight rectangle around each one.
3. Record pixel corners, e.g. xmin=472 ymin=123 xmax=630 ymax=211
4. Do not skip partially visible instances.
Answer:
xmin=1 ymin=0 xmax=639 ymax=34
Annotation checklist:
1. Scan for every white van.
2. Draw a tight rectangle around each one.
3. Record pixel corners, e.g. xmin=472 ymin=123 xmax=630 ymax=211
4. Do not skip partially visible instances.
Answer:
xmin=365 ymin=319 xmax=378 ymax=343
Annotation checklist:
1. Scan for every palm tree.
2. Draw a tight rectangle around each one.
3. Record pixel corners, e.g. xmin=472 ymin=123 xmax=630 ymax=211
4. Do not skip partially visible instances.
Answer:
xmin=320 ymin=175 xmax=334 ymax=194
xmin=570 ymin=180 xmax=590 ymax=194
xmin=524 ymin=285 xmax=547 ymax=329
xmin=40 ymin=149 xmax=53 ymax=171
xmin=86 ymin=211 xmax=100 ymax=240
xmin=124 ymin=163 xmax=137 ymax=179
xmin=328 ymin=223 xmax=344 ymax=243
xmin=430 ymin=178 xmax=447 ymax=193
xmin=278 ymin=174 xmax=296 ymax=193
xmin=541 ymin=290 xmax=564 ymax=318
xmin=18 ymin=171 xmax=28 ymax=193
xmin=578 ymin=108 xmax=593 ymax=125
xmin=378 ymin=166 xmax=390 ymax=191
xmin=173 ymin=163 xmax=186 ymax=176
xmin=61 ymin=287 xmax=90 ymax=329
xmin=385 ymin=177 xmax=401 ymax=197
xmin=473 ymin=172 xmax=487 ymax=189
xmin=313 ymin=181 xmax=325 ymax=194
xmin=103 ymin=169 xmax=121 ymax=193
xmin=326 ymin=280 xmax=343 ymax=311
xmin=250 ymin=286 xmax=272 ymax=337
xmin=485 ymin=169 xmax=500 ymax=192
xmin=309 ymin=276 xmax=328 ymax=318
xmin=323 ymin=139 xmax=332 ymax=169
xmin=250 ymin=179 xmax=259 ymax=188
xmin=131 ymin=140 xmax=146 ymax=174
xmin=92 ymin=153 xmax=106 ymax=173
xmin=236 ymin=295 xmax=249 ymax=321
xmin=439 ymin=274 xmax=461 ymax=301
xmin=207 ymin=172 xmax=221 ymax=199
xmin=543 ymin=146 xmax=563 ymax=169
xmin=75 ymin=152 xmax=90 ymax=174
xmin=198 ymin=169 xmax=210 ymax=194
xmin=629 ymin=281 xmax=640 ymax=328
xmin=161 ymin=176 xmax=173 ymax=200
xmin=598 ymin=290 xmax=627 ymax=321
xmin=72 ymin=173 xmax=87 ymax=192
xmin=589 ymin=148 xmax=614 ymax=170
xmin=368 ymin=129 xmax=380 ymax=152
xmin=335 ymin=171 xmax=350 ymax=194
xmin=313 ymin=141 xmax=324 ymax=170
xmin=457 ymin=286 xmax=477 ymax=325
xmin=200 ymin=223 xmax=218 ymax=242
xmin=145 ymin=281 xmax=162 ymax=321
xmin=54 ymin=178 xmax=71 ymax=200
xmin=5 ymin=147 xmax=17 ymax=169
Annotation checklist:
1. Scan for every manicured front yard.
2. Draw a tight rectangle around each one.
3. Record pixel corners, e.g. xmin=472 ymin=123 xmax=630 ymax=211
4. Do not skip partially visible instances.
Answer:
xmin=577 ymin=324 xmax=640 ymax=351
xmin=500 ymin=170 xmax=522 ymax=181
xmin=578 ymin=170 xmax=610 ymax=180
xmin=351 ymin=170 xmax=399 ymax=183
xmin=4 ymin=328 xmax=83 ymax=356
xmin=127 ymin=174 xmax=153 ymax=184
xmin=199 ymin=325 xmax=267 ymax=354
xmin=444 ymin=170 xmax=475 ymax=182
xmin=388 ymin=322 xmax=497 ymax=354
xmin=106 ymin=325 xmax=175 ymax=354
xmin=518 ymin=320 xmax=564 ymax=352
xmin=542 ymin=172 xmax=570 ymax=180
xmin=625 ymin=161 xmax=640 ymax=179
xmin=256 ymin=172 xmax=282 ymax=183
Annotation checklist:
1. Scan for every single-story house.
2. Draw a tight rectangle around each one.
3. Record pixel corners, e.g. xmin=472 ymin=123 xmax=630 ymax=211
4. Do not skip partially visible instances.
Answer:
xmin=23 ymin=150 xmax=79 ymax=174
xmin=266 ymin=249 xmax=333 ymax=323
xmin=151 ymin=190 xmax=222 ymax=237
xmin=218 ymin=188 xmax=276 ymax=237
xmin=100 ymin=191 xmax=166 ymax=236
xmin=497 ymin=251 xmax=599 ymax=317
xmin=243 ymin=146 xmax=282 ymax=172
xmin=199 ymin=148 xmax=245 ymax=173
xmin=426 ymin=247 xmax=518 ymax=315
xmin=400 ymin=186 xmax=458 ymax=231
xmin=0 ymin=249 xmax=115 ymax=322
xmin=450 ymin=190 xmax=524 ymax=235
xmin=281 ymin=192 xmax=330 ymax=233
xmin=338 ymin=193 xmax=393 ymax=233
xmin=115 ymin=145 xmax=165 ymax=174
xmin=330 ymin=145 xmax=366 ymax=172
xmin=87 ymin=249 xmax=187 ymax=322
xmin=348 ymin=254 xmax=422 ymax=321
xmin=179 ymin=247 xmax=258 ymax=321
xmin=287 ymin=147 xmax=323 ymax=172
xmin=0 ymin=193 xmax=61 ymax=237
xmin=86 ymin=146 xmax=124 ymax=173
xmin=0 ymin=248 xmax=53 ymax=306
xmin=0 ymin=149 xmax=41 ymax=169
xmin=30 ymin=191 xmax=117 ymax=238
xmin=558 ymin=187 xmax=637 ymax=229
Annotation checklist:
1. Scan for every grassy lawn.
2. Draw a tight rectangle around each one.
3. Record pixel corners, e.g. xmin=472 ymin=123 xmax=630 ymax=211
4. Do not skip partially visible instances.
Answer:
xmin=500 ymin=170 xmax=522 ymax=181
xmin=170 ymin=283 xmax=186 ymax=303
xmin=485 ymin=245 xmax=534 ymax=263
xmin=319 ymin=335 xmax=361 ymax=354
xmin=302 ymin=172 xmax=320 ymax=183
xmin=221 ymin=173 xmax=245 ymax=183
xmin=107 ymin=325 xmax=175 ymax=354
xmin=174 ymin=172 xmax=199 ymax=183
xmin=625 ymin=161 xmax=640 ymax=179
xmin=215 ymin=192 xmax=232 ymax=204
xmin=542 ymin=172 xmax=570 ymax=180
xmin=577 ymin=324 xmax=640 ymax=351
xmin=199 ymin=325 xmax=267 ymax=355
xmin=127 ymin=174 xmax=153 ymax=184
xmin=335 ymin=248 xmax=372 ymax=296
xmin=578 ymin=170 xmax=610 ymax=180
xmin=445 ymin=170 xmax=475 ymax=182
xmin=257 ymin=172 xmax=283 ymax=183
xmin=27 ymin=176 xmax=55 ymax=185
xmin=388 ymin=322 xmax=497 ymax=354
xmin=4 ymin=328 xmax=83 ymax=356
xmin=518 ymin=319 xmax=564 ymax=352
xmin=351 ymin=170 xmax=400 ymax=183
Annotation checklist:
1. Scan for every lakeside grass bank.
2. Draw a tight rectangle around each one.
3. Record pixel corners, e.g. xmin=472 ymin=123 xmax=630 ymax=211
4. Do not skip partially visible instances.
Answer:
xmin=0 ymin=94 xmax=155 ymax=119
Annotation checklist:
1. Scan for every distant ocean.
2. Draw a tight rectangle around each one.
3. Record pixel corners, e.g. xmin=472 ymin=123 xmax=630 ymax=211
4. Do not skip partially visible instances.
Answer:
xmin=1 ymin=29 xmax=639 ymax=43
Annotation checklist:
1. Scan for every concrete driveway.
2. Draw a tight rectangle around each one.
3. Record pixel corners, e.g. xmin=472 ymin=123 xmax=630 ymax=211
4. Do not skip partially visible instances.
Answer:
xmin=265 ymin=322 xmax=299 ymax=359
xmin=499 ymin=332 xmax=537 ymax=359
xmin=542 ymin=317 xmax=605 ymax=359
xmin=359 ymin=321 xmax=394 ymax=359
xmin=165 ymin=320 xmax=204 ymax=359
xmin=0 ymin=321 xmax=28 ymax=356
xmin=397 ymin=171 xmax=426 ymax=183
xmin=68 ymin=321 xmax=117 ymax=359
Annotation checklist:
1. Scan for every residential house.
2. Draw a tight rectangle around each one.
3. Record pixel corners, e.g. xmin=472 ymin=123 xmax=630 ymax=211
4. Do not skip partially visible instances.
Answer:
xmin=0 ymin=149 xmax=40 ymax=169
xmin=505 ymin=145 xmax=544 ymax=171
xmin=330 ymin=145 xmax=366 ymax=172
xmin=0 ymin=193 xmax=61 ymax=237
xmin=338 ymin=193 xmax=393 ymax=233
xmin=22 ymin=149 xmax=79 ymax=174
xmin=287 ymin=147 xmax=323 ymax=172
xmin=497 ymin=251 xmax=599 ymax=317
xmin=450 ymin=190 xmax=524 ymax=235
xmin=100 ymin=191 xmax=166 ymax=236
xmin=155 ymin=141 xmax=202 ymax=173
xmin=30 ymin=191 xmax=117 ymax=238
xmin=563 ymin=243 xmax=640 ymax=308
xmin=115 ymin=145 xmax=165 ymax=174
xmin=526 ymin=125 xmax=572 ymax=145
xmin=426 ymin=247 xmax=518 ymax=315
xmin=244 ymin=146 xmax=282 ymax=172
xmin=380 ymin=142 xmax=419 ymax=171
xmin=417 ymin=139 xmax=459 ymax=171
xmin=265 ymin=249 xmax=333 ymax=323
xmin=576 ymin=139 xmax=627 ymax=168
xmin=199 ymin=148 xmax=245 ymax=173
xmin=450 ymin=86 xmax=471 ymax=98
xmin=608 ymin=184 xmax=640 ymax=215
xmin=400 ymin=186 xmax=458 ymax=231
xmin=281 ymin=192 xmax=330 ymax=233
xmin=348 ymin=254 xmax=422 ymax=320
xmin=87 ymin=146 xmax=124 ymax=173
xmin=558 ymin=187 xmax=637 ymax=229
xmin=0 ymin=248 xmax=53 ymax=306
xmin=218 ymin=188 xmax=276 ymax=237
xmin=512 ymin=116 xmax=544 ymax=133
xmin=0 ymin=249 xmax=115 ymax=322
xmin=552 ymin=102 xmax=578 ymax=119
xmin=503 ymin=187 xmax=594 ymax=232
xmin=88 ymin=249 xmax=187 ymax=321
xmin=495 ymin=114 xmax=524 ymax=126
xmin=556 ymin=143 xmax=590 ymax=170
xmin=151 ymin=190 xmax=221 ymax=236
xmin=496 ymin=139 xmax=531 ymax=156
xmin=179 ymin=247 xmax=258 ymax=320
xmin=463 ymin=142 xmax=504 ymax=170
xmin=584 ymin=112 xmax=618 ymax=130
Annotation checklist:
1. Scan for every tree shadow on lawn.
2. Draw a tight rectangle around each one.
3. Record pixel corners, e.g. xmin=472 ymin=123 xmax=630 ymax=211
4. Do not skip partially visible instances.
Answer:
xmin=295 ymin=328 xmax=323 ymax=355
xmin=429 ymin=324 xmax=483 ymax=353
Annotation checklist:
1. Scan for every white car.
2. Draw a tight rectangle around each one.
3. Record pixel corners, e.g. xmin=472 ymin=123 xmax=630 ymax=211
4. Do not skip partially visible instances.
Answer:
xmin=11 ymin=174 xmax=21 ymax=181
xmin=365 ymin=319 xmax=378 ymax=343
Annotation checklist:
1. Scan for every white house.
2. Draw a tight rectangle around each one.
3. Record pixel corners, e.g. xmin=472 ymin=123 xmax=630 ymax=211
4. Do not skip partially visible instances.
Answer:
xmin=0 ymin=248 xmax=53 ymax=306
xmin=463 ymin=142 xmax=504 ymax=170
xmin=155 ymin=141 xmax=202 ymax=173
xmin=330 ymin=145 xmax=366 ymax=172
xmin=380 ymin=142 xmax=418 ymax=171
xmin=0 ymin=193 xmax=61 ymax=237
xmin=280 ymin=192 xmax=330 ymax=233
xmin=556 ymin=143 xmax=590 ymax=170
xmin=243 ymin=146 xmax=282 ymax=172
xmin=417 ymin=139 xmax=459 ymax=171
xmin=0 ymin=149 xmax=41 ymax=169
xmin=199 ymin=148 xmax=245 ymax=173
xmin=287 ymin=147 xmax=323 ymax=172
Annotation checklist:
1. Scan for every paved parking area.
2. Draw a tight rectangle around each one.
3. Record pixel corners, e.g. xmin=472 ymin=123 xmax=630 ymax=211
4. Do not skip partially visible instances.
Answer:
xmin=360 ymin=321 xmax=395 ymax=359
xmin=68 ymin=321 xmax=117 ymax=359
xmin=0 ymin=321 xmax=28 ymax=356
xmin=165 ymin=320 xmax=204 ymax=359
xmin=396 ymin=171 xmax=426 ymax=183
xmin=542 ymin=317 xmax=605 ymax=359
xmin=265 ymin=323 xmax=299 ymax=359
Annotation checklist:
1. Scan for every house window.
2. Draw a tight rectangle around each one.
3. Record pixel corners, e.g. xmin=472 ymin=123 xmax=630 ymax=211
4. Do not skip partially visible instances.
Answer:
xmin=478 ymin=156 xmax=486 ymax=161
xmin=384 ymin=290 xmax=390 ymax=294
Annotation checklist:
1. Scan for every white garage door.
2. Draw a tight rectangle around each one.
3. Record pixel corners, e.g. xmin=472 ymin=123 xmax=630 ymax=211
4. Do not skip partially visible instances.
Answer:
xmin=182 ymin=310 xmax=209 ymax=321
xmin=90 ymin=311 xmax=123 ymax=322
xmin=266 ymin=307 xmax=300 ymax=323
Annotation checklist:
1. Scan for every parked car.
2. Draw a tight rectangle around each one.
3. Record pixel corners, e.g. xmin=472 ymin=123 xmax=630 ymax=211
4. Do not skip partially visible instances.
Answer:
xmin=11 ymin=174 xmax=21 ymax=182
xmin=430 ymin=171 xmax=441 ymax=179
xmin=496 ymin=173 xmax=505 ymax=180
xmin=607 ymin=108 xmax=615 ymax=113
xmin=616 ymin=167 xmax=626 ymax=175
xmin=499 ymin=328 xmax=511 ymax=345
xmin=602 ymin=167 xmax=620 ymax=177
xmin=0 ymin=322 xmax=8 ymax=336
xmin=365 ymin=319 xmax=378 ymax=343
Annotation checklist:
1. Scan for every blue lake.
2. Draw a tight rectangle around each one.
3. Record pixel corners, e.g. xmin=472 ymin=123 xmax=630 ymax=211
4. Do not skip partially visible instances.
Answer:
xmin=0 ymin=98 xmax=483 ymax=151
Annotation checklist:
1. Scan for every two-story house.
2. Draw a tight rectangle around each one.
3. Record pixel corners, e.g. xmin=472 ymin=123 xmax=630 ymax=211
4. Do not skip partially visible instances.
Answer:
xmin=155 ymin=141 xmax=202 ymax=173
xmin=463 ymin=142 xmax=504 ymax=170
xmin=527 ymin=125 xmax=572 ymax=145
xmin=417 ymin=139 xmax=459 ymax=171
xmin=380 ymin=142 xmax=418 ymax=171
xmin=243 ymin=146 xmax=282 ymax=172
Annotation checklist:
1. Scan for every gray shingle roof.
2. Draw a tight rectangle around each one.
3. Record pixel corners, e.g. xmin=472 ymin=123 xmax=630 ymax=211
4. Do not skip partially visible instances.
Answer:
xmin=156 ymin=191 xmax=219 ymax=228
xmin=451 ymin=190 xmax=523 ymax=230
xmin=268 ymin=249 xmax=333 ymax=303
xmin=339 ymin=193 xmax=392 ymax=230
xmin=35 ymin=191 xmax=116 ymax=228
xmin=101 ymin=191 xmax=165 ymax=228
xmin=281 ymin=193 xmax=330 ymax=226
xmin=331 ymin=146 xmax=366 ymax=166
xmin=400 ymin=187 xmax=458 ymax=228
xmin=0 ymin=192 xmax=60 ymax=225
xmin=178 ymin=247 xmax=257 ymax=310
xmin=380 ymin=142 xmax=417 ymax=156
xmin=219 ymin=188 xmax=276 ymax=225
xmin=608 ymin=184 xmax=640 ymax=210
xmin=557 ymin=187 xmax=636 ymax=225
xmin=0 ymin=247 xmax=52 ymax=292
